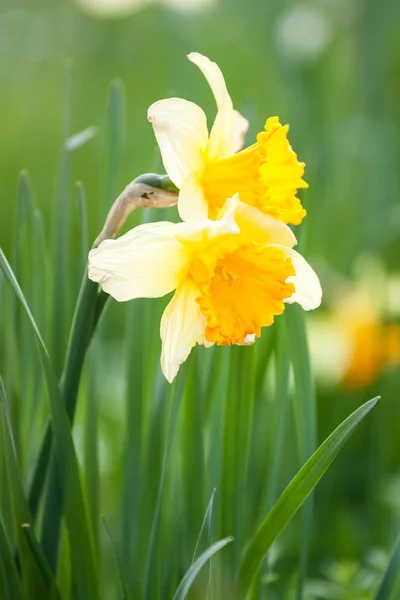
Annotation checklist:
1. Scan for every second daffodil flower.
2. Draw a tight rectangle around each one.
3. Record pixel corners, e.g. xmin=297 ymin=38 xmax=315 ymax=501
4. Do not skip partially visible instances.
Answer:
xmin=88 ymin=196 xmax=321 ymax=383
xmin=148 ymin=52 xmax=307 ymax=224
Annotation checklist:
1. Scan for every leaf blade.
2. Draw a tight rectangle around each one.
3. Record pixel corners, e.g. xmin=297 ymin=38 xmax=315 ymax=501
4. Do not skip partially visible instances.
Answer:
xmin=172 ymin=537 xmax=233 ymax=600
xmin=0 ymin=248 xmax=101 ymax=600
xmin=238 ymin=396 xmax=380 ymax=593
xmin=374 ymin=534 xmax=400 ymax=600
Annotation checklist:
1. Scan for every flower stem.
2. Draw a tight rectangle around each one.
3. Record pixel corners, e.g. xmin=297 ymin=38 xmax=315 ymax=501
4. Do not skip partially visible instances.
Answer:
xmin=28 ymin=274 xmax=106 ymax=516
xmin=38 ymin=274 xmax=108 ymax=570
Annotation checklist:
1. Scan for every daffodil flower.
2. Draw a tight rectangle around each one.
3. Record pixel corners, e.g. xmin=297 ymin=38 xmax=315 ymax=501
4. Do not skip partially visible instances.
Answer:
xmin=148 ymin=52 xmax=307 ymax=224
xmin=88 ymin=196 xmax=321 ymax=382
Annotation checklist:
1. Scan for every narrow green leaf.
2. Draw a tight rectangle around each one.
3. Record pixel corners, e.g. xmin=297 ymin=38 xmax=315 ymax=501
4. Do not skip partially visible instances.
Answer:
xmin=284 ymin=304 xmax=317 ymax=597
xmin=375 ymin=535 xmax=400 ymax=600
xmin=192 ymin=489 xmax=216 ymax=564
xmin=182 ymin=354 xmax=206 ymax=560
xmin=220 ymin=346 xmax=240 ymax=572
xmin=0 ymin=248 xmax=101 ymax=600
xmin=238 ymin=396 xmax=380 ymax=593
xmin=22 ymin=525 xmax=60 ymax=600
xmin=144 ymin=358 xmax=190 ymax=600
xmin=84 ymin=344 xmax=101 ymax=556
xmin=172 ymin=537 xmax=233 ymax=600
xmin=101 ymin=517 xmax=132 ymax=600
xmin=103 ymin=79 xmax=125 ymax=220
xmin=120 ymin=298 xmax=145 ymax=582
xmin=0 ymin=517 xmax=23 ymax=600
xmin=266 ymin=320 xmax=291 ymax=510
xmin=76 ymin=182 xmax=89 ymax=274
xmin=192 ymin=489 xmax=217 ymax=600
xmin=36 ymin=274 xmax=101 ymax=567
xmin=52 ymin=64 xmax=73 ymax=377
xmin=0 ymin=375 xmax=60 ymax=599
xmin=284 ymin=296 xmax=317 ymax=458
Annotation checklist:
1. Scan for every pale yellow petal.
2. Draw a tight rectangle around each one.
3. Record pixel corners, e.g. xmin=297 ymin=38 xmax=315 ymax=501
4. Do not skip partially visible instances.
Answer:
xmin=148 ymin=98 xmax=208 ymax=187
xmin=88 ymin=222 xmax=186 ymax=301
xmin=175 ymin=201 xmax=240 ymax=243
xmin=232 ymin=110 xmax=249 ymax=153
xmin=188 ymin=52 xmax=235 ymax=160
xmin=160 ymin=280 xmax=207 ymax=382
xmin=218 ymin=195 xmax=297 ymax=247
xmin=178 ymin=172 xmax=209 ymax=222
xmin=275 ymin=246 xmax=322 ymax=310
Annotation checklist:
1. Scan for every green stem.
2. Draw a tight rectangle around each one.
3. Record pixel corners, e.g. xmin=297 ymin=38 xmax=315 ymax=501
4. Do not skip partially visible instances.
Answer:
xmin=28 ymin=274 xmax=107 ymax=520
xmin=39 ymin=276 xmax=108 ymax=570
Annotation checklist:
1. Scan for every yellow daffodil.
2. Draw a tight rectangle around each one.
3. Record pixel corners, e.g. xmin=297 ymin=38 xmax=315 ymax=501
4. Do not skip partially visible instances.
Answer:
xmin=339 ymin=296 xmax=400 ymax=390
xmin=148 ymin=52 xmax=307 ymax=224
xmin=88 ymin=196 xmax=321 ymax=382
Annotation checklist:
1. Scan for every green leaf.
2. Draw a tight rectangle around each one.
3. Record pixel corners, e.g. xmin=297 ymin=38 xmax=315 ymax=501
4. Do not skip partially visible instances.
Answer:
xmin=144 ymin=358 xmax=191 ymax=600
xmin=0 ymin=517 xmax=23 ymax=600
xmin=0 ymin=375 xmax=60 ymax=599
xmin=76 ymin=182 xmax=89 ymax=273
xmin=0 ymin=248 xmax=101 ymax=600
xmin=172 ymin=537 xmax=233 ymax=600
xmin=192 ymin=489 xmax=216 ymax=564
xmin=101 ymin=516 xmax=132 ymax=600
xmin=52 ymin=64 xmax=73 ymax=377
xmin=237 ymin=396 xmax=380 ymax=594
xmin=374 ymin=535 xmax=400 ymax=600
xmin=22 ymin=525 xmax=61 ymax=600
xmin=284 ymin=304 xmax=317 ymax=597
xmin=103 ymin=79 xmax=125 ymax=219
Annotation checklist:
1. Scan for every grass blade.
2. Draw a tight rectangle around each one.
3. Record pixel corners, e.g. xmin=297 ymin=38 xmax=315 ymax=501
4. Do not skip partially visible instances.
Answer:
xmin=284 ymin=304 xmax=317 ymax=596
xmin=374 ymin=534 xmax=400 ymax=600
xmin=22 ymin=525 xmax=61 ymax=600
xmin=103 ymin=79 xmax=125 ymax=219
xmin=238 ymin=396 xmax=380 ymax=594
xmin=192 ymin=489 xmax=217 ymax=564
xmin=101 ymin=516 xmax=133 ymax=600
xmin=0 ymin=248 xmax=101 ymax=600
xmin=144 ymin=358 xmax=190 ymax=600
xmin=172 ymin=537 xmax=233 ymax=600
xmin=0 ymin=517 xmax=23 ymax=600
xmin=0 ymin=375 xmax=60 ymax=599
xmin=52 ymin=64 xmax=73 ymax=377
xmin=35 ymin=274 xmax=102 ymax=566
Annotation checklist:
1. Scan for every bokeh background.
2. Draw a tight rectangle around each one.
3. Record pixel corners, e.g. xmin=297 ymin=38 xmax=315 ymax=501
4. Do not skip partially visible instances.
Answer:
xmin=1 ymin=0 xmax=400 ymax=597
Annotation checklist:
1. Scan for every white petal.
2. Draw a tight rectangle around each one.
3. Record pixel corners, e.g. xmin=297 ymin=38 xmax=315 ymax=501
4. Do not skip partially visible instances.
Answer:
xmin=178 ymin=172 xmax=209 ymax=222
xmin=277 ymin=246 xmax=322 ymax=310
xmin=160 ymin=280 xmax=207 ymax=383
xmin=232 ymin=110 xmax=249 ymax=153
xmin=148 ymin=98 xmax=208 ymax=188
xmin=88 ymin=222 xmax=186 ymax=302
xmin=218 ymin=196 xmax=297 ymax=247
xmin=188 ymin=52 xmax=235 ymax=160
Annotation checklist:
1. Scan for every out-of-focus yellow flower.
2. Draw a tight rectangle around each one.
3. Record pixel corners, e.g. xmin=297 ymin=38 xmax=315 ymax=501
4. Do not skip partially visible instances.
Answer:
xmin=308 ymin=277 xmax=400 ymax=390
xmin=339 ymin=295 xmax=400 ymax=390
xmin=89 ymin=196 xmax=321 ymax=382
xmin=148 ymin=53 xmax=307 ymax=224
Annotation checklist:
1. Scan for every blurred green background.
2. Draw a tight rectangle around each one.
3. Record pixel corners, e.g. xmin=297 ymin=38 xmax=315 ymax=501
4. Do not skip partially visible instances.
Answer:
xmin=1 ymin=0 xmax=400 ymax=598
